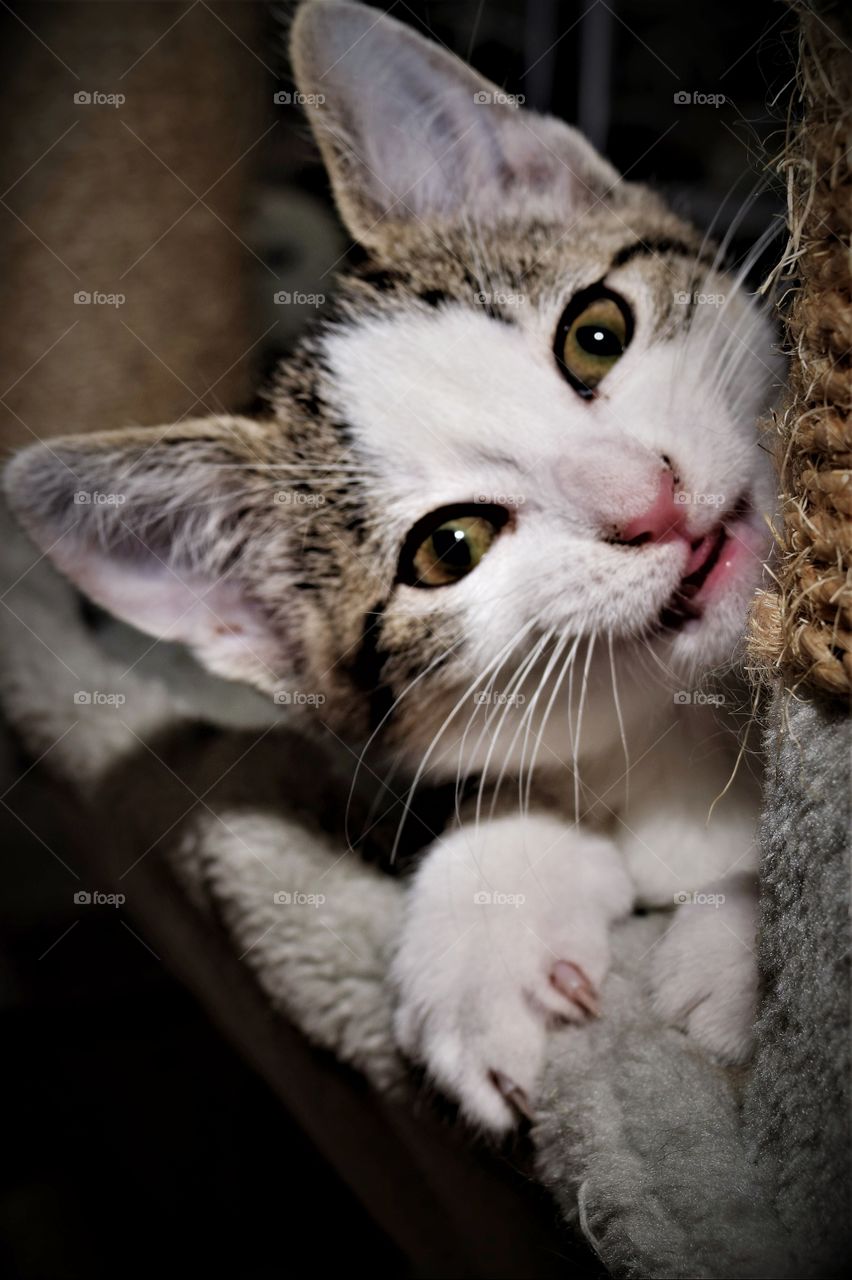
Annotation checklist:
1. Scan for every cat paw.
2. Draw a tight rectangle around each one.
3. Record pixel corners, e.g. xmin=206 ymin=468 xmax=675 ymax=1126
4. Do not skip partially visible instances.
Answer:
xmin=395 ymin=938 xmax=603 ymax=1132
xmin=392 ymin=816 xmax=632 ymax=1133
xmin=650 ymin=874 xmax=758 ymax=1063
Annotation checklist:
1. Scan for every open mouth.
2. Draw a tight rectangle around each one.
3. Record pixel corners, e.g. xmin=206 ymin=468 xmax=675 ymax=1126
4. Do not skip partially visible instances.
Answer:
xmin=659 ymin=495 xmax=751 ymax=632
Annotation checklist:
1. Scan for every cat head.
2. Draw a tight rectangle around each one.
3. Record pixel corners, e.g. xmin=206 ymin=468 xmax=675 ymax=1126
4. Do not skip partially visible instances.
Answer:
xmin=5 ymin=0 xmax=778 ymax=778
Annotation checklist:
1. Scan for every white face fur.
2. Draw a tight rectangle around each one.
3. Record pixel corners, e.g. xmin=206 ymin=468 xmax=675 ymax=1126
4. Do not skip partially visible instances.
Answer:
xmin=320 ymin=263 xmax=777 ymax=780
xmin=325 ymin=277 xmax=775 ymax=651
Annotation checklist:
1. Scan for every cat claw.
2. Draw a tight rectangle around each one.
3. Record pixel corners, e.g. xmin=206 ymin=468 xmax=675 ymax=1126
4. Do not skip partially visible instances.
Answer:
xmin=551 ymin=960 xmax=600 ymax=1018
xmin=491 ymin=1070 xmax=536 ymax=1123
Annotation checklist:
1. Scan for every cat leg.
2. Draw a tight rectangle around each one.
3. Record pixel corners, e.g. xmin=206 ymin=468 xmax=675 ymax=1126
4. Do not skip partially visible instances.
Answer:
xmin=391 ymin=814 xmax=633 ymax=1133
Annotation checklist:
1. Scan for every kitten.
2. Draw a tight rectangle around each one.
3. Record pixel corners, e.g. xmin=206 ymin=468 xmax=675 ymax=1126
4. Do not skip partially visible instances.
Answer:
xmin=4 ymin=0 xmax=779 ymax=1133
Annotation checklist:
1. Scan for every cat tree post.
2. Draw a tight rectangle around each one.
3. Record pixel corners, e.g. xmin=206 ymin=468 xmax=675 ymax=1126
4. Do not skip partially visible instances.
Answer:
xmin=745 ymin=3 xmax=852 ymax=1272
xmin=750 ymin=2 xmax=852 ymax=691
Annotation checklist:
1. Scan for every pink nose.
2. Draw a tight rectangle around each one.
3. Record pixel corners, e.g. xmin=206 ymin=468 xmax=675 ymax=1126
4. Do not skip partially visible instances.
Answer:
xmin=618 ymin=471 xmax=685 ymax=546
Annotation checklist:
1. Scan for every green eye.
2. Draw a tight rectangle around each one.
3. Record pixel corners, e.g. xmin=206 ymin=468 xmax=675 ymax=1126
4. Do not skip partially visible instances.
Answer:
xmin=413 ymin=516 xmax=496 ymax=586
xmin=554 ymin=288 xmax=633 ymax=397
xmin=399 ymin=506 xmax=509 ymax=588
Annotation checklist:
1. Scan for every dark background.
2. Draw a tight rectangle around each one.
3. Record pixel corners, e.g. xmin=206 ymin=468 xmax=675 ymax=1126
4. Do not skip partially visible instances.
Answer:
xmin=1 ymin=2 xmax=794 ymax=1276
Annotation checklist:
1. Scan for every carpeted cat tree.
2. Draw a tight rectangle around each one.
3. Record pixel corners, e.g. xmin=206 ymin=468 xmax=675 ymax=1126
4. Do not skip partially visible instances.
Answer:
xmin=0 ymin=2 xmax=849 ymax=1277
xmin=745 ymin=1 xmax=851 ymax=1270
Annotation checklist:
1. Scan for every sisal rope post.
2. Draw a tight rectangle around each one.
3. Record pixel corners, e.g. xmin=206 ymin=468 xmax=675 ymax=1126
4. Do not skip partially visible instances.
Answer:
xmin=749 ymin=1 xmax=852 ymax=699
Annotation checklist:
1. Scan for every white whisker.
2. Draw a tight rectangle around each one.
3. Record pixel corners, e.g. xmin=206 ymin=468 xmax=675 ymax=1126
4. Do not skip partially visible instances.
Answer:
xmin=572 ymin=632 xmax=597 ymax=822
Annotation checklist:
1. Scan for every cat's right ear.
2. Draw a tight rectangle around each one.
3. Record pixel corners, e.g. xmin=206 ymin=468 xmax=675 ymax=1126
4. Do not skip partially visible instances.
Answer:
xmin=290 ymin=0 xmax=621 ymax=251
xmin=3 ymin=418 xmax=306 ymax=694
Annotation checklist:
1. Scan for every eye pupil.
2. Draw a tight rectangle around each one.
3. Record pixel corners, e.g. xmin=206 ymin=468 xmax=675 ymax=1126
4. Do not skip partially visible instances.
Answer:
xmin=432 ymin=526 xmax=472 ymax=570
xmin=576 ymin=323 xmax=622 ymax=357
xmin=399 ymin=508 xmax=508 ymax=588
xmin=553 ymin=287 xmax=633 ymax=395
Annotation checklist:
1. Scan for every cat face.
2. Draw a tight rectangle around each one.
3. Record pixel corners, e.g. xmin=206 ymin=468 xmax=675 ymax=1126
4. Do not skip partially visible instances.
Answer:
xmin=4 ymin=1 xmax=779 ymax=781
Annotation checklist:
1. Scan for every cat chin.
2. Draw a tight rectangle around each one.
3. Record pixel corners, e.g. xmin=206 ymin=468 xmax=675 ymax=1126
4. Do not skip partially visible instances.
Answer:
xmin=658 ymin=596 xmax=753 ymax=676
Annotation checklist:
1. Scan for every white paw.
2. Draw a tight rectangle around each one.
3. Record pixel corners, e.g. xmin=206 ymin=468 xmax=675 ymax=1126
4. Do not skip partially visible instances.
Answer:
xmin=392 ymin=815 xmax=632 ymax=1133
xmin=650 ymin=874 xmax=758 ymax=1063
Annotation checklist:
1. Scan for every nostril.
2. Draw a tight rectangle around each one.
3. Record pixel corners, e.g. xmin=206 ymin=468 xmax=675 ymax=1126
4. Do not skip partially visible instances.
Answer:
xmin=661 ymin=454 xmax=681 ymax=486
xmin=622 ymin=529 xmax=653 ymax=548
xmin=614 ymin=470 xmax=684 ymax=547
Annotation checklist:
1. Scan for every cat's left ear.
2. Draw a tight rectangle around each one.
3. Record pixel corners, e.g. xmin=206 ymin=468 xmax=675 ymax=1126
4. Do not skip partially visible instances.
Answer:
xmin=4 ymin=417 xmax=301 ymax=691
xmin=290 ymin=0 xmax=621 ymax=251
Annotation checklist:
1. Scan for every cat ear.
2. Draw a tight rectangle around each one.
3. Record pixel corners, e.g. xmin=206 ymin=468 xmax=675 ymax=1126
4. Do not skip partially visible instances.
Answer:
xmin=4 ymin=417 xmax=296 ymax=691
xmin=290 ymin=0 xmax=621 ymax=250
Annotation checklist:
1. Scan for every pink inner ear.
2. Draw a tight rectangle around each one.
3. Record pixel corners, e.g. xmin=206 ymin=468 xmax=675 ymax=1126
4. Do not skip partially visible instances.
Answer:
xmin=53 ymin=544 xmax=282 ymax=682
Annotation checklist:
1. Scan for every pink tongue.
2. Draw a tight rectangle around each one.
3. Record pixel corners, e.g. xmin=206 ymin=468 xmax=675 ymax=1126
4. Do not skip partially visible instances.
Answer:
xmin=685 ymin=531 xmax=718 ymax=578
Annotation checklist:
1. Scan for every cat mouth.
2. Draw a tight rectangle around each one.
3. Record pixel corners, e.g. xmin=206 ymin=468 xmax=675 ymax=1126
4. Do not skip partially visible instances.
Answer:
xmin=658 ymin=495 xmax=752 ymax=631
